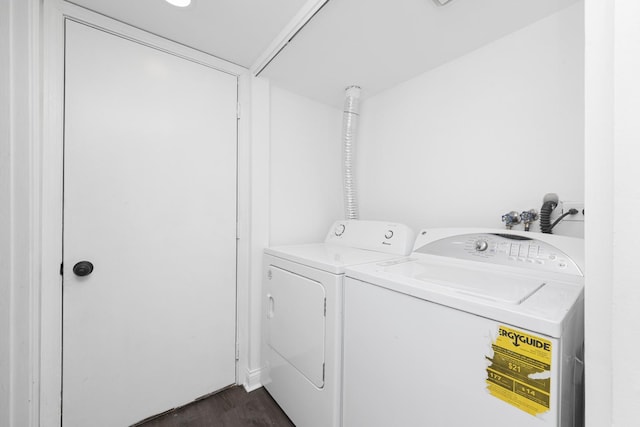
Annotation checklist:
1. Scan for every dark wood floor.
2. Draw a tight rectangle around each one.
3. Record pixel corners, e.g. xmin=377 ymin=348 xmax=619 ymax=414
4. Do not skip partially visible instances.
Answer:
xmin=136 ymin=386 xmax=295 ymax=427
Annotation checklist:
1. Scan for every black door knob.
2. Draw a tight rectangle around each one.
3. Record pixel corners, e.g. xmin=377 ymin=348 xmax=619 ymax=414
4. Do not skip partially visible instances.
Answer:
xmin=73 ymin=261 xmax=94 ymax=277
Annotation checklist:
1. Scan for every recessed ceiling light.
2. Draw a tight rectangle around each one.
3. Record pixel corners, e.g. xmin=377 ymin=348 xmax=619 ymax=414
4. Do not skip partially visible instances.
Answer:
xmin=432 ymin=0 xmax=455 ymax=5
xmin=166 ymin=0 xmax=191 ymax=7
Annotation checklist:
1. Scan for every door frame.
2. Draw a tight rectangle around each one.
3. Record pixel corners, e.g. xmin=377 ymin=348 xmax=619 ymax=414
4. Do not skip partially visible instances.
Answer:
xmin=39 ymin=1 xmax=254 ymax=425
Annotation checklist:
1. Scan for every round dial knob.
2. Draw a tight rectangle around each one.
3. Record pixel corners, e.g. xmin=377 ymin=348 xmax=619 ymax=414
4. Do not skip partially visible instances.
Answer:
xmin=334 ymin=224 xmax=346 ymax=236
xmin=474 ymin=240 xmax=489 ymax=252
xmin=384 ymin=230 xmax=394 ymax=239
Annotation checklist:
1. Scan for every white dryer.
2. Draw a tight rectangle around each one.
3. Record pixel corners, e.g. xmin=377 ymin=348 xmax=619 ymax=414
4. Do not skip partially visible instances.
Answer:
xmin=342 ymin=228 xmax=584 ymax=427
xmin=262 ymin=220 xmax=414 ymax=427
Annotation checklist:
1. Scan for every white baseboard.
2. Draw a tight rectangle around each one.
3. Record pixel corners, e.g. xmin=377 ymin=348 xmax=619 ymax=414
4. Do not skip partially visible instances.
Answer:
xmin=242 ymin=367 xmax=263 ymax=392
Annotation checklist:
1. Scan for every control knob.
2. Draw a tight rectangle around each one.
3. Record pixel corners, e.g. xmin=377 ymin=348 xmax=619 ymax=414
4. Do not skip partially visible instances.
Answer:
xmin=334 ymin=223 xmax=346 ymax=236
xmin=474 ymin=240 xmax=489 ymax=252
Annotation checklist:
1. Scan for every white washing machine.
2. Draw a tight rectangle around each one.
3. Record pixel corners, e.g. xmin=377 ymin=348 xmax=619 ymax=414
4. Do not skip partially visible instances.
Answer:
xmin=342 ymin=228 xmax=584 ymax=427
xmin=262 ymin=220 xmax=415 ymax=427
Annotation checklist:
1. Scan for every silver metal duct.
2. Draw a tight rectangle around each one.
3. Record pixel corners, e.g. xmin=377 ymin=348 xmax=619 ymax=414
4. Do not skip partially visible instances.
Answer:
xmin=342 ymin=85 xmax=361 ymax=220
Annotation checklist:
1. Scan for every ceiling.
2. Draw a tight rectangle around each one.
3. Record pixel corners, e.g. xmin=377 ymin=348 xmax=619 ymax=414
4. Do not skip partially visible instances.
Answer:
xmin=66 ymin=0 xmax=308 ymax=68
xmin=260 ymin=0 xmax=582 ymax=106
xmin=67 ymin=0 xmax=582 ymax=107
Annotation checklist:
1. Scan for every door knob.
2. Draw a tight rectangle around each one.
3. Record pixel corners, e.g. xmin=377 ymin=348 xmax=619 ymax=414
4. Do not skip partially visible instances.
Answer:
xmin=73 ymin=261 xmax=94 ymax=277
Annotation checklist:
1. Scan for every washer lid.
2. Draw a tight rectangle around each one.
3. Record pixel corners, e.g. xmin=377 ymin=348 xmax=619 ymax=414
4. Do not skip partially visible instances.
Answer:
xmin=347 ymin=257 xmax=584 ymax=337
xmin=265 ymin=243 xmax=403 ymax=274
xmin=406 ymin=261 xmax=545 ymax=304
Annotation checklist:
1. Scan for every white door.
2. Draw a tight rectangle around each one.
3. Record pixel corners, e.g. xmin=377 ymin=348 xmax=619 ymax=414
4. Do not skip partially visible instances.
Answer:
xmin=62 ymin=20 xmax=238 ymax=427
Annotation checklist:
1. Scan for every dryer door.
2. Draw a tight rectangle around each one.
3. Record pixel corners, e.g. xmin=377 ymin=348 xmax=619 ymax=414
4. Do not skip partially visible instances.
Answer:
xmin=266 ymin=266 xmax=326 ymax=387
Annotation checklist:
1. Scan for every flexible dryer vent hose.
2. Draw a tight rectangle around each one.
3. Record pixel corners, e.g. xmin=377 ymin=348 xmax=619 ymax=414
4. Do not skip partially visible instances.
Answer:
xmin=342 ymin=86 xmax=361 ymax=220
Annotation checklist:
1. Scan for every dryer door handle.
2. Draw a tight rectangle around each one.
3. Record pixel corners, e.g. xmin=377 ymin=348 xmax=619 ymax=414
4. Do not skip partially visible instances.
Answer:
xmin=267 ymin=294 xmax=275 ymax=319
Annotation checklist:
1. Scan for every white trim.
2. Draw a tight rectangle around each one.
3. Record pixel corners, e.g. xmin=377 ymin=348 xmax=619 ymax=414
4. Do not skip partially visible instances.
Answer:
xmin=57 ymin=2 xmax=246 ymax=76
xmin=27 ymin=0 xmax=43 ymax=424
xmin=3 ymin=1 xmax=43 ymax=426
xmin=0 ymin=0 xmax=11 ymax=419
xmin=235 ymin=73 xmax=252 ymax=392
xmin=39 ymin=1 xmax=250 ymax=425
xmin=251 ymin=0 xmax=330 ymax=75
xmin=584 ymin=1 xmax=614 ymax=425
xmin=40 ymin=2 xmax=65 ymax=425
xmin=242 ymin=367 xmax=265 ymax=393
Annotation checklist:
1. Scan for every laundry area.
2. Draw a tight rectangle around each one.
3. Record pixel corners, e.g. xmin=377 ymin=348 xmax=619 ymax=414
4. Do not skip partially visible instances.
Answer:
xmin=2 ymin=0 xmax=639 ymax=427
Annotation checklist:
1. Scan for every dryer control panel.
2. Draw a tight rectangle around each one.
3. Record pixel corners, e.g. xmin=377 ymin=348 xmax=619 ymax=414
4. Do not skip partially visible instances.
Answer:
xmin=415 ymin=232 xmax=583 ymax=276
xmin=325 ymin=220 xmax=415 ymax=256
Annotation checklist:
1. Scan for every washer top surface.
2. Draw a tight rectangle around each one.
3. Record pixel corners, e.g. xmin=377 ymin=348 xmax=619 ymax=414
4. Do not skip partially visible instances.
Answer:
xmin=265 ymin=243 xmax=405 ymax=274
xmin=345 ymin=228 xmax=584 ymax=337
xmin=381 ymin=260 xmax=547 ymax=304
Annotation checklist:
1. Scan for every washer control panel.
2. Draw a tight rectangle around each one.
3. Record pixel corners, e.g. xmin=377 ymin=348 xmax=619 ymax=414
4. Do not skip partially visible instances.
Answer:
xmin=415 ymin=232 xmax=582 ymax=276
xmin=325 ymin=220 xmax=415 ymax=256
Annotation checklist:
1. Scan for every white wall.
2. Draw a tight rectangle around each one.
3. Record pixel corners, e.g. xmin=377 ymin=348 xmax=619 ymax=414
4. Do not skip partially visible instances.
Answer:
xmin=269 ymin=85 xmax=343 ymax=245
xmin=611 ymin=2 xmax=640 ymax=422
xmin=585 ymin=0 xmax=640 ymax=425
xmin=586 ymin=0 xmax=640 ymax=424
xmin=357 ymin=3 xmax=584 ymax=237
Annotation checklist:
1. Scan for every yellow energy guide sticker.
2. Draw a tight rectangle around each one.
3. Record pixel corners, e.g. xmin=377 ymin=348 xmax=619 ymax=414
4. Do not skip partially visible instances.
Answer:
xmin=486 ymin=325 xmax=552 ymax=416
